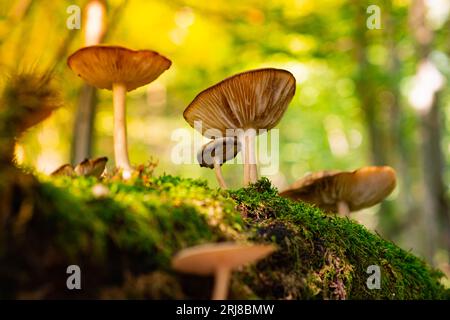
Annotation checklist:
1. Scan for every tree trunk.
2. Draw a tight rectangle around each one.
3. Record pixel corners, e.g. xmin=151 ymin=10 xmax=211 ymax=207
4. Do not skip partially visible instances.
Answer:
xmin=381 ymin=0 xmax=416 ymax=241
xmin=409 ymin=0 xmax=449 ymax=263
xmin=418 ymin=92 xmax=449 ymax=261
xmin=352 ymin=2 xmax=387 ymax=166
xmin=352 ymin=1 xmax=398 ymax=237
xmin=71 ymin=85 xmax=98 ymax=164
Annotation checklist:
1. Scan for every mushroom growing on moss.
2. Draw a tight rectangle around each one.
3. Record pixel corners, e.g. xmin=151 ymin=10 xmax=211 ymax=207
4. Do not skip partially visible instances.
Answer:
xmin=184 ymin=68 xmax=296 ymax=186
xmin=172 ymin=242 xmax=276 ymax=300
xmin=50 ymin=164 xmax=75 ymax=177
xmin=67 ymin=45 xmax=171 ymax=174
xmin=280 ymin=166 xmax=397 ymax=216
xmin=197 ymin=137 xmax=241 ymax=189
xmin=74 ymin=156 xmax=108 ymax=177
xmin=51 ymin=156 xmax=108 ymax=178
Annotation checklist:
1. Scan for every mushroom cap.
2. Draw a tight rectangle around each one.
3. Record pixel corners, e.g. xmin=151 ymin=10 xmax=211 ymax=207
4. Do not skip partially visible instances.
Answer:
xmin=279 ymin=166 xmax=397 ymax=213
xmin=184 ymin=68 xmax=296 ymax=137
xmin=197 ymin=137 xmax=241 ymax=169
xmin=74 ymin=156 xmax=108 ymax=177
xmin=172 ymin=242 xmax=276 ymax=275
xmin=50 ymin=164 xmax=74 ymax=177
xmin=67 ymin=45 xmax=172 ymax=91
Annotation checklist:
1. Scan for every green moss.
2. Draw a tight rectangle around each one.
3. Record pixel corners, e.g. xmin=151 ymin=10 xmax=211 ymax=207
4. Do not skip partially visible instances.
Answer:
xmin=0 ymin=170 xmax=448 ymax=299
xmin=231 ymin=179 xmax=448 ymax=299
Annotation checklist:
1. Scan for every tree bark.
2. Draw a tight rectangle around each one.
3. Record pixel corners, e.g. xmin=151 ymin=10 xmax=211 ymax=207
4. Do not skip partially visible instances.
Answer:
xmin=409 ymin=0 xmax=449 ymax=263
xmin=418 ymin=93 xmax=449 ymax=261
xmin=71 ymin=85 xmax=98 ymax=164
xmin=380 ymin=0 xmax=415 ymax=240
xmin=352 ymin=1 xmax=398 ymax=238
xmin=352 ymin=2 xmax=387 ymax=166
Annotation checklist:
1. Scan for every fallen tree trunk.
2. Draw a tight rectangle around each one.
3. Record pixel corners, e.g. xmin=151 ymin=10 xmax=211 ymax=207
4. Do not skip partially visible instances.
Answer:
xmin=0 ymin=166 xmax=448 ymax=300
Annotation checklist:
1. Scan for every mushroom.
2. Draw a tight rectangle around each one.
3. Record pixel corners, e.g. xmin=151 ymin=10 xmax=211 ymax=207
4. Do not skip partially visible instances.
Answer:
xmin=172 ymin=242 xmax=276 ymax=300
xmin=197 ymin=137 xmax=241 ymax=189
xmin=279 ymin=166 xmax=397 ymax=216
xmin=50 ymin=164 xmax=74 ymax=177
xmin=184 ymin=68 xmax=296 ymax=186
xmin=67 ymin=46 xmax=171 ymax=174
xmin=74 ymin=156 xmax=108 ymax=178
xmin=51 ymin=156 xmax=108 ymax=178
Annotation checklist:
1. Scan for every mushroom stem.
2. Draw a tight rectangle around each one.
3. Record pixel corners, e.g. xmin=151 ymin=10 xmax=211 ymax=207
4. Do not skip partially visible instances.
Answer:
xmin=112 ymin=83 xmax=132 ymax=172
xmin=242 ymin=131 xmax=257 ymax=185
xmin=240 ymin=134 xmax=250 ymax=185
xmin=338 ymin=200 xmax=350 ymax=216
xmin=248 ymin=133 xmax=258 ymax=183
xmin=244 ymin=165 xmax=250 ymax=185
xmin=213 ymin=157 xmax=227 ymax=189
xmin=212 ymin=266 xmax=231 ymax=300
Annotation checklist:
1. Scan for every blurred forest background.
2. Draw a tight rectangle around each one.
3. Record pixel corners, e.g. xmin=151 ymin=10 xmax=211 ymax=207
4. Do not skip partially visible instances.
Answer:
xmin=0 ymin=0 xmax=449 ymax=277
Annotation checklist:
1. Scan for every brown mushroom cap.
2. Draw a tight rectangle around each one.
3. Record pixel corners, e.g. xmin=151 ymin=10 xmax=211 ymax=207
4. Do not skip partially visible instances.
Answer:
xmin=172 ymin=242 xmax=276 ymax=275
xmin=184 ymin=68 xmax=296 ymax=136
xmin=74 ymin=156 xmax=108 ymax=177
xmin=67 ymin=45 xmax=172 ymax=91
xmin=280 ymin=166 xmax=397 ymax=213
xmin=50 ymin=164 xmax=74 ymax=177
xmin=197 ymin=137 xmax=241 ymax=169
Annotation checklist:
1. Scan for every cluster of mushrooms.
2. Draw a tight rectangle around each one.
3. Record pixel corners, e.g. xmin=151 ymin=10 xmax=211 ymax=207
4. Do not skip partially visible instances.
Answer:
xmin=51 ymin=156 xmax=108 ymax=178
xmin=54 ymin=44 xmax=397 ymax=299
xmin=183 ymin=65 xmax=396 ymax=216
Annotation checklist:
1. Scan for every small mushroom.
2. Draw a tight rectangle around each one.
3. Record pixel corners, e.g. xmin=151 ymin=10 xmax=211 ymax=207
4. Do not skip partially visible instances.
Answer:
xmin=279 ymin=166 xmax=397 ymax=216
xmin=74 ymin=156 xmax=108 ymax=178
xmin=172 ymin=242 xmax=276 ymax=300
xmin=67 ymin=46 xmax=171 ymax=174
xmin=51 ymin=156 xmax=107 ymax=178
xmin=197 ymin=137 xmax=241 ymax=189
xmin=184 ymin=68 xmax=296 ymax=186
xmin=50 ymin=164 xmax=74 ymax=177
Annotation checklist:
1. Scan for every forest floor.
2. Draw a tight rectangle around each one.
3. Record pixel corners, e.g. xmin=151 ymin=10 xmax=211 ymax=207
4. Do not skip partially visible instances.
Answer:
xmin=0 ymin=163 xmax=448 ymax=299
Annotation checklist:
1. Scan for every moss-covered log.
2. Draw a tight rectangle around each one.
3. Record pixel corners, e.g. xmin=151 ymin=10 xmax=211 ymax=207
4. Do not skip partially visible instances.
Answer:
xmin=0 ymin=165 xmax=448 ymax=299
